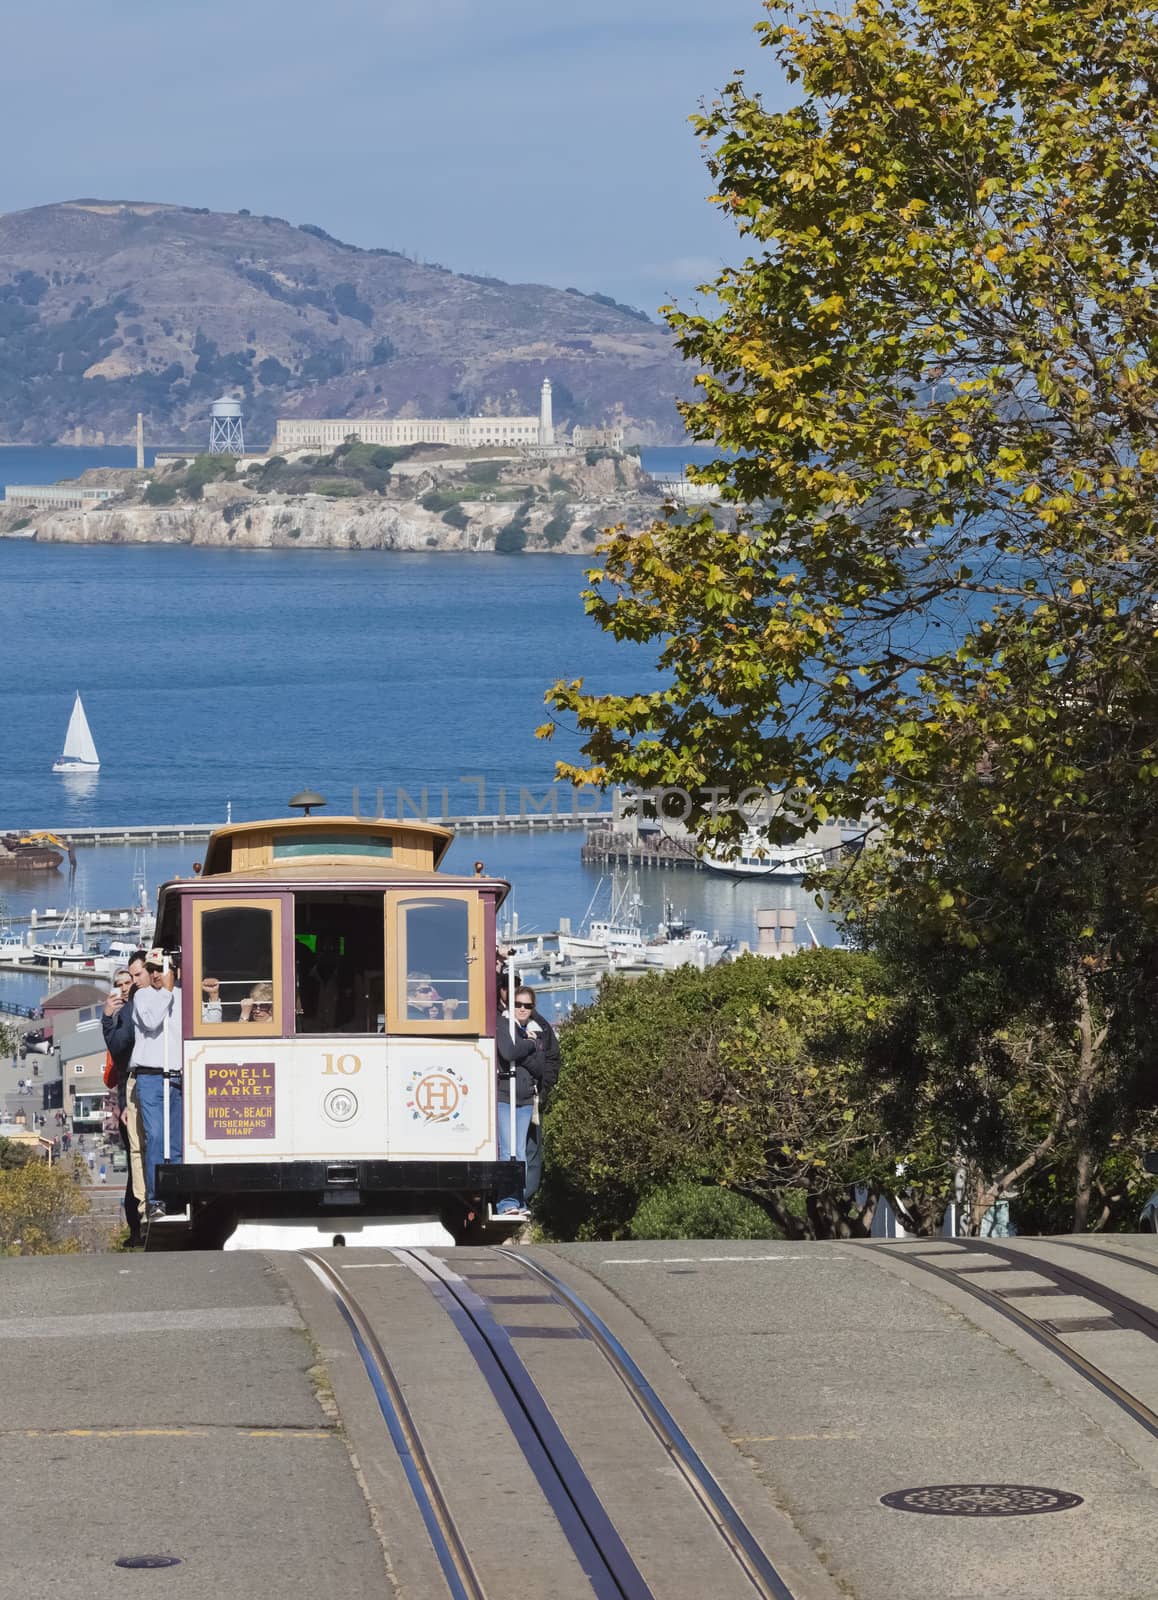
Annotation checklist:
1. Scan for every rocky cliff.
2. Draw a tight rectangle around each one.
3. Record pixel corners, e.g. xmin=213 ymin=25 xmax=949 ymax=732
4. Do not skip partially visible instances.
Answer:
xmin=0 ymin=200 xmax=689 ymax=447
xmin=0 ymin=450 xmax=664 ymax=556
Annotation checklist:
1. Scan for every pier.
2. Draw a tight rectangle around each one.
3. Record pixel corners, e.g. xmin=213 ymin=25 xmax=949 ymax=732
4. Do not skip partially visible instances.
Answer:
xmin=0 ymin=811 xmax=615 ymax=847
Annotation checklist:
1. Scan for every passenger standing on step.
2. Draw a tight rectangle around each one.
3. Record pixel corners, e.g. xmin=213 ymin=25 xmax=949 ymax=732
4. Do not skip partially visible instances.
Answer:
xmin=495 ymin=975 xmax=559 ymax=1204
xmin=130 ymin=950 xmax=184 ymax=1220
xmin=102 ymin=966 xmax=143 ymax=1246
xmin=494 ymin=986 xmax=546 ymax=1220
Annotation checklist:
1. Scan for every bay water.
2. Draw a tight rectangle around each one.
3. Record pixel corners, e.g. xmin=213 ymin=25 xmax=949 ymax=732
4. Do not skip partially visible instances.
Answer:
xmin=0 ymin=446 xmax=837 ymax=1014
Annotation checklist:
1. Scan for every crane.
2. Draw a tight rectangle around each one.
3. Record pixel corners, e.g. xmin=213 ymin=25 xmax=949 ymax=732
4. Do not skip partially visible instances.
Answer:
xmin=18 ymin=831 xmax=70 ymax=850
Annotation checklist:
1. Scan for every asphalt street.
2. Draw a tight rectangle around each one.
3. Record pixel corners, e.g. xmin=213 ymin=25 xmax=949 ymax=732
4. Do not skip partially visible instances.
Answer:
xmin=0 ymin=1238 xmax=1155 ymax=1600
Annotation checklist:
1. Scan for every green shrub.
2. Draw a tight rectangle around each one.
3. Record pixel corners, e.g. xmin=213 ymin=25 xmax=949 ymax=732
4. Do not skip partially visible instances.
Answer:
xmin=538 ymin=949 xmax=893 ymax=1241
xmin=314 ymin=479 xmax=363 ymax=497
xmin=144 ymin=480 xmax=178 ymax=505
xmin=0 ymin=1155 xmax=87 ymax=1254
xmin=629 ymin=1181 xmax=782 ymax=1240
xmin=466 ymin=460 xmax=503 ymax=486
xmin=185 ymin=452 xmax=238 ymax=489
xmin=422 ymin=488 xmax=454 ymax=512
xmin=495 ymin=522 xmax=527 ymax=554
xmin=442 ymin=504 xmax=470 ymax=530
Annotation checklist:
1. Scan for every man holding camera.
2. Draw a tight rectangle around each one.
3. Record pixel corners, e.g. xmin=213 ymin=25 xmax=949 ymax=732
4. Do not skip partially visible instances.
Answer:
xmin=102 ymin=965 xmax=144 ymax=1246
xmin=129 ymin=949 xmax=184 ymax=1221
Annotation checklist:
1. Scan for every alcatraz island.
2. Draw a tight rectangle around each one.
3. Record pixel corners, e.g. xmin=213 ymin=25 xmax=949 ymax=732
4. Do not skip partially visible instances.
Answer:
xmin=0 ymin=381 xmax=718 ymax=555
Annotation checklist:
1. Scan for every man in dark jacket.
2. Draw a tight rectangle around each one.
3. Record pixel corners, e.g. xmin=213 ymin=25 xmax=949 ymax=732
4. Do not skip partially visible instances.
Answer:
xmin=494 ymin=985 xmax=550 ymax=1220
xmin=497 ymin=974 xmax=559 ymax=1203
xmin=101 ymin=959 xmax=145 ymax=1246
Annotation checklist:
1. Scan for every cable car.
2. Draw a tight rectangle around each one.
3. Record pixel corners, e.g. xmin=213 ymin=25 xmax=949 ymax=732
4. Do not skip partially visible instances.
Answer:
xmin=151 ymin=802 xmax=522 ymax=1248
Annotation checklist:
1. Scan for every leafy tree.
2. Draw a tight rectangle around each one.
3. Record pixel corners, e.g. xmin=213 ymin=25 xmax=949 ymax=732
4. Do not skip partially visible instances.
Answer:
xmin=837 ymin=841 xmax=1158 ymax=1231
xmin=332 ymin=282 xmax=373 ymax=325
xmin=257 ymin=356 xmax=293 ymax=387
xmin=545 ymin=0 xmax=1158 ymax=922
xmin=0 ymin=1136 xmax=34 ymax=1170
xmin=542 ymin=0 xmax=1158 ymax=1227
xmin=0 ymin=1154 xmax=87 ymax=1255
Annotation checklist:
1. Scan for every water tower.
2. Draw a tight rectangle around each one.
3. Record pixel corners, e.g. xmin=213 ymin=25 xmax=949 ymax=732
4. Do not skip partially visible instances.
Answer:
xmin=209 ymin=394 xmax=244 ymax=455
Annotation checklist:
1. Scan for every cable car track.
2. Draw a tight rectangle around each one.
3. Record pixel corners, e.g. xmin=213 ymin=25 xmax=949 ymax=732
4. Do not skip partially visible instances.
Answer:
xmin=302 ymin=1251 xmax=486 ymax=1600
xmin=1030 ymin=1234 xmax=1158 ymax=1281
xmin=881 ymin=1240 xmax=1158 ymax=1442
xmin=305 ymin=1248 xmax=798 ymax=1600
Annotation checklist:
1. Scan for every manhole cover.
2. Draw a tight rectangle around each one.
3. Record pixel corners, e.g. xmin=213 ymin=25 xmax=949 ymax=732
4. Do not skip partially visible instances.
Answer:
xmin=880 ymin=1484 xmax=1083 ymax=1518
xmin=115 ymin=1555 xmax=183 ymax=1569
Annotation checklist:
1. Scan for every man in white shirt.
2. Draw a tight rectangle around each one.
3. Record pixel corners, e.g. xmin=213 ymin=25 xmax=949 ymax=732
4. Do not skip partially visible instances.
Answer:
xmin=129 ymin=951 xmax=183 ymax=1220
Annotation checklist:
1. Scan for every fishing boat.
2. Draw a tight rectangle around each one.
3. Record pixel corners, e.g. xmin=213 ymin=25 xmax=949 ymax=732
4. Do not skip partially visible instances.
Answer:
xmin=52 ymin=692 xmax=100 ymax=775
xmin=557 ymin=875 xmax=650 ymax=966
xmin=31 ymin=905 xmax=88 ymax=963
xmin=642 ymin=903 xmax=731 ymax=970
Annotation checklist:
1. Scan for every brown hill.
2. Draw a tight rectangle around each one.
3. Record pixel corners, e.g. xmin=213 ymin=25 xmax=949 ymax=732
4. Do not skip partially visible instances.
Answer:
xmin=0 ymin=200 xmax=690 ymax=446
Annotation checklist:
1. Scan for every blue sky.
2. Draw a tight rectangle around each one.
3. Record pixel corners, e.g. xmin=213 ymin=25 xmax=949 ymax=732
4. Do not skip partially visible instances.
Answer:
xmin=0 ymin=0 xmax=786 ymax=315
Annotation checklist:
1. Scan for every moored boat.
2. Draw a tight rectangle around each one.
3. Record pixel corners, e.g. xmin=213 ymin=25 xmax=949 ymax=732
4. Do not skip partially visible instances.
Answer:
xmin=699 ymin=833 xmax=825 ymax=879
xmin=0 ymin=833 xmax=63 ymax=870
xmin=643 ymin=903 xmax=730 ymax=969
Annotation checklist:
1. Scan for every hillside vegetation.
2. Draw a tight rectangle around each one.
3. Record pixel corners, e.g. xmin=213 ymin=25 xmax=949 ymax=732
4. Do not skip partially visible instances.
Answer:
xmin=0 ymin=201 xmax=686 ymax=446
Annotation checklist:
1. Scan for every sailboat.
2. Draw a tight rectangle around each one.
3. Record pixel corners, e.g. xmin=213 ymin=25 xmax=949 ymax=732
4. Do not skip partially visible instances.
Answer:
xmin=52 ymin=692 xmax=100 ymax=774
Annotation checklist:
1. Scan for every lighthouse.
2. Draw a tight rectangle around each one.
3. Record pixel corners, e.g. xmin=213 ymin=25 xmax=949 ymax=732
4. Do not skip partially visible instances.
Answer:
xmin=538 ymin=378 xmax=554 ymax=448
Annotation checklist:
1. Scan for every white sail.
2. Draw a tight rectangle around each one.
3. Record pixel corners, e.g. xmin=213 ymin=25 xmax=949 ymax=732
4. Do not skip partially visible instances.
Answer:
xmin=53 ymin=692 xmax=100 ymax=771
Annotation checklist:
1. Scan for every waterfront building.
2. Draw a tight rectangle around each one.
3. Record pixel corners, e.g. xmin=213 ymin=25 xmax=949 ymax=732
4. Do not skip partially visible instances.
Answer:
xmin=4 ymin=484 xmax=116 ymax=512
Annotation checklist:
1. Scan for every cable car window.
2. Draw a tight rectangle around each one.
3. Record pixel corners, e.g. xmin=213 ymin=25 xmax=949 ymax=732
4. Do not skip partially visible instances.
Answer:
xmin=192 ymin=899 xmax=283 ymax=1036
xmin=294 ymin=893 xmax=385 ymax=1035
xmin=273 ymin=832 xmax=394 ymax=860
xmin=387 ymin=893 xmax=483 ymax=1035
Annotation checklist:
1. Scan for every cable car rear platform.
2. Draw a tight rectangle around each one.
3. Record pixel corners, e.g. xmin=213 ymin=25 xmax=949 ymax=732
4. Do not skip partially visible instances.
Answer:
xmin=156 ymin=1158 xmax=522 ymax=1204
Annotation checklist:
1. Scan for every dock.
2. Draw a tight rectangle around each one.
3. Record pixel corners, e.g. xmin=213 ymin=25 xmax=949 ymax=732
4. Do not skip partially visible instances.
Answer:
xmin=581 ymin=830 xmax=701 ymax=869
xmin=2 ymin=811 xmax=615 ymax=847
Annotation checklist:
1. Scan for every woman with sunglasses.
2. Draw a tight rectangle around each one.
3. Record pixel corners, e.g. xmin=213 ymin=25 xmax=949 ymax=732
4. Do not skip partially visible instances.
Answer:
xmin=494 ymin=986 xmax=545 ymax=1220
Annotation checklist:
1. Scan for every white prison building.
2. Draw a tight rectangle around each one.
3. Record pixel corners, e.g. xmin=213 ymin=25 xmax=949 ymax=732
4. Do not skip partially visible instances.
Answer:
xmin=275 ymin=379 xmax=557 ymax=455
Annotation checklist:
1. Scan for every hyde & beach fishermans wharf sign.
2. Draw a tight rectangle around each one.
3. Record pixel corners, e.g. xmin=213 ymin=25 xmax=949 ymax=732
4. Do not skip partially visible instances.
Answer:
xmin=205 ymin=1062 xmax=276 ymax=1140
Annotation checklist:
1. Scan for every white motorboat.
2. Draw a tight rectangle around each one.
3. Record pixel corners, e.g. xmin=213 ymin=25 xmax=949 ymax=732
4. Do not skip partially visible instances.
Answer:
xmin=0 ymin=929 xmax=31 ymax=964
xmin=52 ymin=691 xmax=100 ymax=775
xmin=699 ymin=833 xmax=825 ymax=878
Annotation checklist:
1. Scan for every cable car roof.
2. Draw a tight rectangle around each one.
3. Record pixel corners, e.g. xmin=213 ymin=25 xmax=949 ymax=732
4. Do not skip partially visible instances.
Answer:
xmin=200 ymin=814 xmax=457 ymax=875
